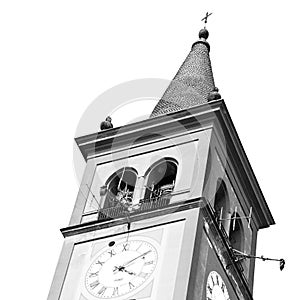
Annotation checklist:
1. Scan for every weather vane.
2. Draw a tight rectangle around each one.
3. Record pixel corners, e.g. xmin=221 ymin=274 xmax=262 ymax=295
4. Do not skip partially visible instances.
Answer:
xmin=201 ymin=12 xmax=213 ymax=28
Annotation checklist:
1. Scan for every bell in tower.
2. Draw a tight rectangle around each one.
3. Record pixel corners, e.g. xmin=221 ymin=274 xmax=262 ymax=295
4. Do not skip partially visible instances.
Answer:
xmin=48 ymin=16 xmax=274 ymax=300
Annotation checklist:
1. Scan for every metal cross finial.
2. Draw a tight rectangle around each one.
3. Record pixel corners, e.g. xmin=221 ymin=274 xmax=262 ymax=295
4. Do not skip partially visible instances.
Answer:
xmin=201 ymin=12 xmax=213 ymax=28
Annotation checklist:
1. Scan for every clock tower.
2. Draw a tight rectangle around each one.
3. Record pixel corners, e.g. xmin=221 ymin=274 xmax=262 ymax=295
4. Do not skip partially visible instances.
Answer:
xmin=48 ymin=27 xmax=274 ymax=300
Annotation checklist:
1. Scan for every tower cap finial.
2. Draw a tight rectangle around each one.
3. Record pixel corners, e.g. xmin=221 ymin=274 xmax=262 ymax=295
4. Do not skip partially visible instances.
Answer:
xmin=193 ymin=12 xmax=213 ymax=49
xmin=201 ymin=12 xmax=213 ymax=29
xmin=199 ymin=28 xmax=209 ymax=40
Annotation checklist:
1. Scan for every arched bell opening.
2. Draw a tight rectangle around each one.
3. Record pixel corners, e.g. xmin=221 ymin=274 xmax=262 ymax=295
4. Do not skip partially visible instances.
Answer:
xmin=143 ymin=158 xmax=177 ymax=203
xmin=103 ymin=167 xmax=138 ymax=209
xmin=229 ymin=213 xmax=245 ymax=253
xmin=214 ymin=179 xmax=231 ymax=234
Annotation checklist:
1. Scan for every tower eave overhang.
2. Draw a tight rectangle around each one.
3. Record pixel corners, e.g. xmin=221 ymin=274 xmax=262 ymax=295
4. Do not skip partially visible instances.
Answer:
xmin=75 ymin=100 xmax=275 ymax=229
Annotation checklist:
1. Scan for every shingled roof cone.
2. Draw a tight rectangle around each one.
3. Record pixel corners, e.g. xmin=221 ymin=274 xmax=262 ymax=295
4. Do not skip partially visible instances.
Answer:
xmin=150 ymin=28 xmax=220 ymax=118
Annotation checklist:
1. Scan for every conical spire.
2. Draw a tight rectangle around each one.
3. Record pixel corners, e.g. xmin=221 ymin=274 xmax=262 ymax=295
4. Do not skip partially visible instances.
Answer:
xmin=150 ymin=28 xmax=221 ymax=118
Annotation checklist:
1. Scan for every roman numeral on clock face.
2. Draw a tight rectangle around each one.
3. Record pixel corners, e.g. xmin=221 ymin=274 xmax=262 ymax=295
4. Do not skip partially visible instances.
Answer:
xmin=89 ymin=271 xmax=99 ymax=278
xmin=97 ymin=286 xmax=107 ymax=296
xmin=112 ymin=287 xmax=118 ymax=296
xmin=138 ymin=272 xmax=149 ymax=279
xmin=108 ymin=249 xmax=116 ymax=257
xmin=207 ymin=284 xmax=213 ymax=294
xmin=90 ymin=280 xmax=100 ymax=289
xmin=129 ymin=282 xmax=135 ymax=289
xmin=210 ymin=274 xmax=215 ymax=286
xmin=144 ymin=260 xmax=154 ymax=265
xmin=221 ymin=282 xmax=226 ymax=293
xmin=122 ymin=243 xmax=129 ymax=251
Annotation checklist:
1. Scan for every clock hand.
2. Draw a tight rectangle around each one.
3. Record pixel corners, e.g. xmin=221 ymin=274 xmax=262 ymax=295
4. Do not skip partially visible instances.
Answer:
xmin=113 ymin=266 xmax=125 ymax=272
xmin=112 ymin=266 xmax=136 ymax=275
xmin=124 ymin=269 xmax=136 ymax=275
xmin=121 ymin=250 xmax=152 ymax=268
xmin=113 ymin=250 xmax=152 ymax=274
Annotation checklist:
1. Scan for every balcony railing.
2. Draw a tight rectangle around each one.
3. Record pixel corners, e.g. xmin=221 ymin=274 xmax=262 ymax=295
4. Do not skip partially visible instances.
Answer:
xmin=98 ymin=194 xmax=171 ymax=220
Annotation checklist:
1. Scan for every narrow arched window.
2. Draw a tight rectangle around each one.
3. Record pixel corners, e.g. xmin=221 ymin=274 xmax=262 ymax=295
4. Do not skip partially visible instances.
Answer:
xmin=214 ymin=179 xmax=231 ymax=234
xmin=103 ymin=168 xmax=138 ymax=209
xmin=229 ymin=214 xmax=244 ymax=253
xmin=144 ymin=158 xmax=177 ymax=203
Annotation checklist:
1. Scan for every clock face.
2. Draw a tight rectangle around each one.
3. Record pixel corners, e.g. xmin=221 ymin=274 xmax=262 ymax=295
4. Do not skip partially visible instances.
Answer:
xmin=85 ymin=240 xmax=158 ymax=299
xmin=206 ymin=271 xmax=230 ymax=300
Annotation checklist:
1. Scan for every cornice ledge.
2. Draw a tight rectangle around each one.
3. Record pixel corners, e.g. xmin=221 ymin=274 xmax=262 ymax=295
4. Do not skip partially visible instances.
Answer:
xmin=61 ymin=197 xmax=203 ymax=238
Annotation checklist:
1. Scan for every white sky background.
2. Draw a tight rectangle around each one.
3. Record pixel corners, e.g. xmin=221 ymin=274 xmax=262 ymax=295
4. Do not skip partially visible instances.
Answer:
xmin=0 ymin=0 xmax=299 ymax=299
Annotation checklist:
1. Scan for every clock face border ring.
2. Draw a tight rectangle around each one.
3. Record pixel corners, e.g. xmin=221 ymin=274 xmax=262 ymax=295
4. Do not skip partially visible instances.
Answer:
xmin=84 ymin=237 xmax=160 ymax=299
xmin=206 ymin=270 xmax=230 ymax=300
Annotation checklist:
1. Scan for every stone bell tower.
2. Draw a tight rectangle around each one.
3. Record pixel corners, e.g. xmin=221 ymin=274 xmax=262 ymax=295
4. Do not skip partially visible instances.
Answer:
xmin=48 ymin=24 xmax=274 ymax=300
